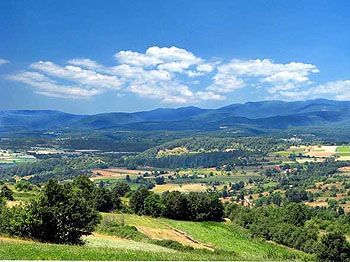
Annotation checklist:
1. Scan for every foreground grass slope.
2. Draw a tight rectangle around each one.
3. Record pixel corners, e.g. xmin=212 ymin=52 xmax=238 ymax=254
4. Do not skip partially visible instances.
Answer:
xmin=0 ymin=214 xmax=314 ymax=261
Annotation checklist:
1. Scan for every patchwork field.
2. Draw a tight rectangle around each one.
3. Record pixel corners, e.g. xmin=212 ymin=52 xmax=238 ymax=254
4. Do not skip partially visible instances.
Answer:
xmin=0 ymin=149 xmax=36 ymax=164
xmin=273 ymin=145 xmax=350 ymax=162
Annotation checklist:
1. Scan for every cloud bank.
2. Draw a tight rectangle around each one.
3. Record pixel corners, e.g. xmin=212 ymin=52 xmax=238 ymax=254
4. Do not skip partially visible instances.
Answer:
xmin=6 ymin=47 xmax=350 ymax=102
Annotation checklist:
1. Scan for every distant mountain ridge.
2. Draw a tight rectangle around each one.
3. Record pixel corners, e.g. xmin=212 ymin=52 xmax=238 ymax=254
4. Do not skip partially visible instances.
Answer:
xmin=1 ymin=99 xmax=349 ymax=131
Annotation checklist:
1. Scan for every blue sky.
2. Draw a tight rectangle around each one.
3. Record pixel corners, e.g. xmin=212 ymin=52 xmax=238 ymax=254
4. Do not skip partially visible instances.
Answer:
xmin=1 ymin=0 xmax=349 ymax=114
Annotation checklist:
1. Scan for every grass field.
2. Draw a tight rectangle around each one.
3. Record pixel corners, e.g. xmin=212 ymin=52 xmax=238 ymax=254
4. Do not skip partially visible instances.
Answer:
xmin=0 ymin=212 xmax=314 ymax=261
xmin=336 ymin=146 xmax=350 ymax=152
xmin=0 ymin=240 xmax=240 ymax=261
xmin=98 ymin=213 xmax=313 ymax=261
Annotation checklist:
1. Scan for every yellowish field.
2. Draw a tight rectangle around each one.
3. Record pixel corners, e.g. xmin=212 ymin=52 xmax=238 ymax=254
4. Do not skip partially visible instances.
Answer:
xmin=151 ymin=183 xmax=208 ymax=194
xmin=338 ymin=156 xmax=350 ymax=161
xmin=305 ymin=201 xmax=328 ymax=207
xmin=296 ymin=158 xmax=326 ymax=163
xmin=339 ymin=166 xmax=350 ymax=173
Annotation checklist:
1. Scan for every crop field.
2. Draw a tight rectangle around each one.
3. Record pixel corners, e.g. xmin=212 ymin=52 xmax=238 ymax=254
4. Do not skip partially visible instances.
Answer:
xmin=272 ymin=145 xmax=350 ymax=162
xmin=0 ymin=149 xmax=36 ymax=164
xmin=336 ymin=146 xmax=350 ymax=152
xmin=151 ymin=183 xmax=208 ymax=193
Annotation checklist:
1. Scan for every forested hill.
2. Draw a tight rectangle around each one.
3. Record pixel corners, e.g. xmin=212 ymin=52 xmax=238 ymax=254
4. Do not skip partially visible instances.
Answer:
xmin=1 ymin=99 xmax=350 ymax=131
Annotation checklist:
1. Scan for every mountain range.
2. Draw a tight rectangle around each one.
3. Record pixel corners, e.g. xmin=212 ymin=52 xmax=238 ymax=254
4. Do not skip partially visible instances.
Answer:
xmin=1 ymin=99 xmax=350 ymax=131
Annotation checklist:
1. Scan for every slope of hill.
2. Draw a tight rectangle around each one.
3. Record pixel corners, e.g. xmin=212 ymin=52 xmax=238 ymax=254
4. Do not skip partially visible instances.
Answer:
xmin=0 ymin=110 xmax=85 ymax=130
xmin=0 ymin=99 xmax=349 ymax=131
xmin=0 ymin=214 xmax=312 ymax=261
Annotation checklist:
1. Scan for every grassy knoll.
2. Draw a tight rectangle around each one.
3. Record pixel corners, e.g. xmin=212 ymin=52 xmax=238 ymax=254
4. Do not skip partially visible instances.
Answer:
xmin=160 ymin=218 xmax=313 ymax=261
xmin=98 ymin=213 xmax=313 ymax=261
xmin=0 ymin=240 xmax=240 ymax=261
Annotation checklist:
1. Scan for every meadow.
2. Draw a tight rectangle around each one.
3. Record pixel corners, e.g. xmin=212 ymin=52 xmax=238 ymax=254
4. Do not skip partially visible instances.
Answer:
xmin=0 ymin=213 xmax=313 ymax=261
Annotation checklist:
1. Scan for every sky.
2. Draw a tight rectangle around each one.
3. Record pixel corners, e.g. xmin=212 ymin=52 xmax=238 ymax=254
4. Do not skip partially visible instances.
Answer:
xmin=1 ymin=0 xmax=350 ymax=114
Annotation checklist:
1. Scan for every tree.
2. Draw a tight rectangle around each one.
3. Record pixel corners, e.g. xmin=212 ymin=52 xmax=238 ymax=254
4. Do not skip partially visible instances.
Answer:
xmin=186 ymin=192 xmax=224 ymax=221
xmin=7 ymin=179 xmax=100 ymax=244
xmin=112 ymin=182 xmax=131 ymax=197
xmin=0 ymin=185 xmax=14 ymax=200
xmin=143 ymin=193 xmax=164 ymax=217
xmin=92 ymin=187 xmax=113 ymax=212
xmin=73 ymin=175 xmax=94 ymax=201
xmin=129 ymin=188 xmax=150 ymax=215
xmin=162 ymin=191 xmax=188 ymax=220
xmin=317 ymin=231 xmax=350 ymax=262
xmin=155 ymin=176 xmax=165 ymax=185
xmin=284 ymin=203 xmax=309 ymax=227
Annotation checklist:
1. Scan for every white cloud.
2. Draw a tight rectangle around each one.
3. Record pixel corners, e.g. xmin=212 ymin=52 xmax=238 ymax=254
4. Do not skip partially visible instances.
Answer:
xmin=312 ymin=80 xmax=350 ymax=100
xmin=30 ymin=61 xmax=123 ymax=90
xmin=7 ymin=71 xmax=101 ymax=99
xmin=114 ymin=50 xmax=161 ymax=67
xmin=196 ymin=91 xmax=225 ymax=101
xmin=68 ymin=58 xmax=104 ymax=70
xmin=207 ymin=58 xmax=318 ymax=97
xmin=114 ymin=46 xmax=202 ymax=73
xmin=0 ymin=59 xmax=9 ymax=65
xmin=197 ymin=63 xmax=213 ymax=72
xmin=6 ymin=46 xmax=349 ymax=103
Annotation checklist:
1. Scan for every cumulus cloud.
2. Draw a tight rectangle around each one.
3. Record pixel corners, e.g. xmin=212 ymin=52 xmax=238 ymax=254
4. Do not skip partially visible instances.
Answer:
xmin=0 ymin=59 xmax=9 ymax=65
xmin=207 ymin=59 xmax=318 ymax=95
xmin=5 ymin=46 xmax=350 ymax=103
xmin=7 ymin=71 xmax=101 ymax=99
xmin=67 ymin=58 xmax=104 ymax=70
xmin=312 ymin=80 xmax=350 ymax=100
xmin=30 ymin=61 xmax=123 ymax=90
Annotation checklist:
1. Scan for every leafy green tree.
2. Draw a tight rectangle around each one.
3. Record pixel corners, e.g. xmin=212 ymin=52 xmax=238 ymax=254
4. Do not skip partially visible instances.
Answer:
xmin=186 ymin=192 xmax=224 ymax=221
xmin=162 ymin=191 xmax=188 ymax=220
xmin=155 ymin=176 xmax=165 ymax=185
xmin=0 ymin=185 xmax=14 ymax=201
xmin=143 ymin=193 xmax=164 ymax=217
xmin=6 ymin=179 xmax=100 ymax=244
xmin=112 ymin=182 xmax=131 ymax=197
xmin=317 ymin=231 xmax=350 ymax=262
xmin=73 ymin=175 xmax=94 ymax=201
xmin=129 ymin=187 xmax=150 ymax=215
xmin=92 ymin=187 xmax=113 ymax=212
xmin=284 ymin=203 xmax=309 ymax=227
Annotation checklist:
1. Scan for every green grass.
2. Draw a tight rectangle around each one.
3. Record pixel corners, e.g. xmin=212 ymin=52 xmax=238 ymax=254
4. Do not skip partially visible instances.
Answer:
xmin=99 ymin=213 xmax=313 ymax=261
xmin=160 ymin=219 xmax=313 ymax=261
xmin=84 ymin=234 xmax=175 ymax=253
xmin=13 ymin=191 xmax=37 ymax=201
xmin=336 ymin=146 xmax=350 ymax=152
xmin=0 ymin=241 xmax=240 ymax=261
xmin=101 ymin=213 xmax=170 ymax=229
xmin=0 ymin=213 xmax=314 ymax=261
xmin=336 ymin=153 xmax=350 ymax=156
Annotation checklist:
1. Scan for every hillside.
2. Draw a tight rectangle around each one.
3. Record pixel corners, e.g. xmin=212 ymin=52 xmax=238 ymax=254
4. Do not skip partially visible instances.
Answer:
xmin=0 ymin=214 xmax=312 ymax=261
xmin=0 ymin=99 xmax=349 ymax=131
